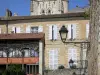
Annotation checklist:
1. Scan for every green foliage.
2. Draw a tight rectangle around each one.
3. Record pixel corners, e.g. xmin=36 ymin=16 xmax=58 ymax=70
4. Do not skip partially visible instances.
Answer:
xmin=58 ymin=65 xmax=65 ymax=69
xmin=7 ymin=64 xmax=22 ymax=73
xmin=84 ymin=12 xmax=90 ymax=18
xmin=2 ymin=64 xmax=25 ymax=75
xmin=84 ymin=7 xmax=90 ymax=19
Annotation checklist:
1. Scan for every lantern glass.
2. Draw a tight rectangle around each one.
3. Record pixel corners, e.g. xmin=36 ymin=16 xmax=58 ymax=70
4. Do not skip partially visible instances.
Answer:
xmin=60 ymin=32 xmax=67 ymax=42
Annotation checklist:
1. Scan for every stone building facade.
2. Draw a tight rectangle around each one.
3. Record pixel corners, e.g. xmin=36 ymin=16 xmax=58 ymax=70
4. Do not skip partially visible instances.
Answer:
xmin=30 ymin=0 xmax=68 ymax=15
xmin=0 ymin=12 xmax=89 ymax=75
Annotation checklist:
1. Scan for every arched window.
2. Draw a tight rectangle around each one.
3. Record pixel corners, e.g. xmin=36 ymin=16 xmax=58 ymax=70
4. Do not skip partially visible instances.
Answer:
xmin=42 ymin=10 xmax=45 ymax=15
xmin=0 ymin=51 xmax=7 ymax=57
xmin=9 ymin=48 xmax=22 ymax=57
xmin=48 ymin=10 xmax=51 ymax=15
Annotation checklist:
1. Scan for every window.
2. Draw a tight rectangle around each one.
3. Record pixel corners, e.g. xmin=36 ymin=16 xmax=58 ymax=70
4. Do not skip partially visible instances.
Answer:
xmin=49 ymin=49 xmax=58 ymax=70
xmin=67 ymin=24 xmax=76 ymax=39
xmin=9 ymin=49 xmax=22 ymax=57
xmin=49 ymin=25 xmax=58 ymax=40
xmin=22 ymin=48 xmax=39 ymax=57
xmin=48 ymin=10 xmax=51 ymax=15
xmin=0 ymin=51 xmax=7 ymax=57
xmin=31 ymin=27 xmax=38 ymax=33
xmin=42 ymin=10 xmax=45 ymax=15
xmin=26 ymin=26 xmax=43 ymax=33
xmin=12 ymin=27 xmax=20 ymax=33
xmin=68 ymin=48 xmax=77 ymax=67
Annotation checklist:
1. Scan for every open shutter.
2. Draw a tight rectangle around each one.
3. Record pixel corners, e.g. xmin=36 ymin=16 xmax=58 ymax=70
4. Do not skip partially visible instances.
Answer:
xmin=54 ymin=49 xmax=58 ymax=69
xmin=0 ymin=28 xmax=1 ymax=34
xmin=67 ymin=24 xmax=71 ymax=39
xmin=16 ymin=27 xmax=20 ymax=33
xmin=26 ymin=26 xmax=30 ymax=33
xmin=38 ymin=26 xmax=43 ymax=32
xmin=73 ymin=24 xmax=76 ymax=39
xmin=49 ymin=25 xmax=53 ymax=40
xmin=86 ymin=23 xmax=89 ymax=38
xmin=54 ymin=25 xmax=58 ymax=40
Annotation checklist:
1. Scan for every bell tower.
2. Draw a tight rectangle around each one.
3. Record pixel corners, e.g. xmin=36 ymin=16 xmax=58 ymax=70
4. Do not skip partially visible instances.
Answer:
xmin=30 ymin=0 xmax=69 ymax=15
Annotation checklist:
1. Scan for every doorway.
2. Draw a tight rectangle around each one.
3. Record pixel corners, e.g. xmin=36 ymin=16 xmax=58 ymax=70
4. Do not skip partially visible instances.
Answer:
xmin=26 ymin=64 xmax=39 ymax=75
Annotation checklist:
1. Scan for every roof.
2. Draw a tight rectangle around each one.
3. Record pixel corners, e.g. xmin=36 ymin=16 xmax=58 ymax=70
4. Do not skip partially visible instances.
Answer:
xmin=0 ymin=12 xmax=87 ymax=21
xmin=69 ymin=7 xmax=85 ymax=13
xmin=69 ymin=6 xmax=90 ymax=13
xmin=0 ymin=33 xmax=44 ymax=40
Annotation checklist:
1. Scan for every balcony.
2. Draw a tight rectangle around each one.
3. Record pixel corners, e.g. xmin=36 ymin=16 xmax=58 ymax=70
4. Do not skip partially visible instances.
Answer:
xmin=0 ymin=38 xmax=40 ymax=64
xmin=0 ymin=33 xmax=44 ymax=40
xmin=0 ymin=57 xmax=39 ymax=64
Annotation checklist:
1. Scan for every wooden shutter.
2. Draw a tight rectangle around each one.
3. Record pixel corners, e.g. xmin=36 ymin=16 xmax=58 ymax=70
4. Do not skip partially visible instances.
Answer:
xmin=86 ymin=23 xmax=89 ymax=38
xmin=54 ymin=25 xmax=58 ymax=40
xmin=73 ymin=24 xmax=76 ymax=39
xmin=67 ymin=24 xmax=71 ymax=39
xmin=26 ymin=26 xmax=30 ymax=33
xmin=16 ymin=27 xmax=20 ymax=33
xmin=49 ymin=25 xmax=53 ymax=40
xmin=0 ymin=28 xmax=1 ymax=34
xmin=38 ymin=26 xmax=43 ymax=32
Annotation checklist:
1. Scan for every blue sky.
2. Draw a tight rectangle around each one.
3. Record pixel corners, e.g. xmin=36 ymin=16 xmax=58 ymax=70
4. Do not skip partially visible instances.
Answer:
xmin=0 ymin=0 xmax=89 ymax=16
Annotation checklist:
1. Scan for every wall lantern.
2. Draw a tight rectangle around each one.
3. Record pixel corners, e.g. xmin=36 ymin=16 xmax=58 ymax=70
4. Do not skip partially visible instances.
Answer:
xmin=59 ymin=25 xmax=68 ymax=43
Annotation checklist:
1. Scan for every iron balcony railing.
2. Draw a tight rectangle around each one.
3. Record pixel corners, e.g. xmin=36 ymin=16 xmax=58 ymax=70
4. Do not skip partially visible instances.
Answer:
xmin=45 ymin=60 xmax=88 ymax=70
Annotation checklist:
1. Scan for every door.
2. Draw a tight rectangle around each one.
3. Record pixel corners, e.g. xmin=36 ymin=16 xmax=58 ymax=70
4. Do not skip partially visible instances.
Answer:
xmin=26 ymin=64 xmax=39 ymax=75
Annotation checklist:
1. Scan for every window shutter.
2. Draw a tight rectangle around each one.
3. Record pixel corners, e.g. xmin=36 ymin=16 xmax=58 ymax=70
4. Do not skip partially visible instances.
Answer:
xmin=26 ymin=26 xmax=30 ymax=33
xmin=0 ymin=28 xmax=1 ymax=34
xmin=83 ymin=49 xmax=87 ymax=60
xmin=49 ymin=25 xmax=53 ymax=40
xmin=38 ymin=26 xmax=43 ymax=32
xmin=86 ymin=23 xmax=89 ymax=38
xmin=16 ymin=27 xmax=20 ymax=33
xmin=54 ymin=25 xmax=58 ymax=40
xmin=67 ymin=24 xmax=71 ymax=39
xmin=73 ymin=24 xmax=76 ymax=39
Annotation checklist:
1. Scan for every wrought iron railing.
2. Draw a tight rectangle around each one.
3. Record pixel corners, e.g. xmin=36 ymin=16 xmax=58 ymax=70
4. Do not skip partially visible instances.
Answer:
xmin=45 ymin=60 xmax=88 ymax=70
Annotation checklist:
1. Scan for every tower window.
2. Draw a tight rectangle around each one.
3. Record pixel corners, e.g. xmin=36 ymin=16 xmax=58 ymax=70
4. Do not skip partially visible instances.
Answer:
xmin=48 ymin=10 xmax=51 ymax=14
xmin=42 ymin=10 xmax=45 ymax=15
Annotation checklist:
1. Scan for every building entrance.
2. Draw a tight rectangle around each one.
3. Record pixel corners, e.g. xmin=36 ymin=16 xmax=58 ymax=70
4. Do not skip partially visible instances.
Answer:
xmin=26 ymin=64 xmax=39 ymax=75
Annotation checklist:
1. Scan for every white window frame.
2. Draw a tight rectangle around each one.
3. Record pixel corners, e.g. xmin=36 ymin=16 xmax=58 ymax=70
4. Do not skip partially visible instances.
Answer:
xmin=49 ymin=49 xmax=58 ymax=70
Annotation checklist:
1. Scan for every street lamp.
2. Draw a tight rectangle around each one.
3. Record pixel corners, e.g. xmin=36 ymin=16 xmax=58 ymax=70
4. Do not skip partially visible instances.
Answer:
xmin=59 ymin=25 xmax=68 ymax=43
xmin=59 ymin=25 xmax=89 ymax=75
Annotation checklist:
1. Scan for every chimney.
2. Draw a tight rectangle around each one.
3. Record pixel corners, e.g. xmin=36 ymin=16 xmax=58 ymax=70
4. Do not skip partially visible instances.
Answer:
xmin=6 ymin=9 xmax=12 ymax=17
